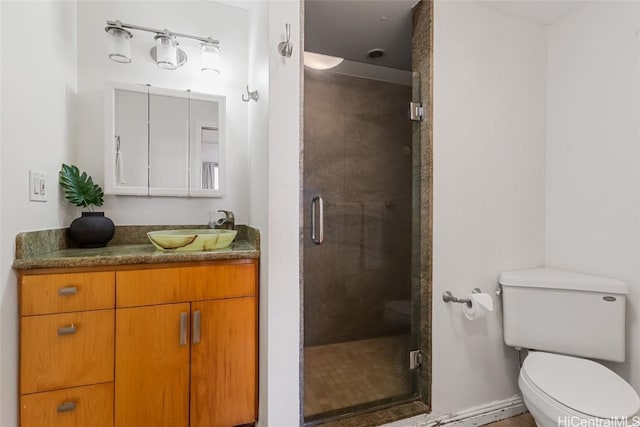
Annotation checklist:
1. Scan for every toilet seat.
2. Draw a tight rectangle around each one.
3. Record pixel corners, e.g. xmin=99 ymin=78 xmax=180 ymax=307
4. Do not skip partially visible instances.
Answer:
xmin=383 ymin=300 xmax=411 ymax=326
xmin=522 ymin=352 xmax=640 ymax=418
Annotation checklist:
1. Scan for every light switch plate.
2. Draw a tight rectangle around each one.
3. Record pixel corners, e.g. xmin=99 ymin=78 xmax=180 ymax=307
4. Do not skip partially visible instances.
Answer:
xmin=29 ymin=170 xmax=47 ymax=202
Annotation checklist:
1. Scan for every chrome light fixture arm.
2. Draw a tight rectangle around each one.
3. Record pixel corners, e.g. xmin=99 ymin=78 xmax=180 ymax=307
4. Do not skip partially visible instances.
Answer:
xmin=105 ymin=20 xmax=219 ymax=45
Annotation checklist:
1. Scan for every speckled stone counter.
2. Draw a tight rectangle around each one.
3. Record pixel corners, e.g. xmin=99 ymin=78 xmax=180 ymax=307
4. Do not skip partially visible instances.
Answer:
xmin=13 ymin=224 xmax=260 ymax=270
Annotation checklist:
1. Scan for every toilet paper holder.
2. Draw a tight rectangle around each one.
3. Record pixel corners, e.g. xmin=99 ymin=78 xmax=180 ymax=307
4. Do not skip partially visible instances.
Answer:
xmin=443 ymin=288 xmax=482 ymax=307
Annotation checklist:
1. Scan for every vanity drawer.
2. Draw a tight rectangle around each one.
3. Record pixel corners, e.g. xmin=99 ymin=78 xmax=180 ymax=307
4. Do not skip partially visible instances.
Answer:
xmin=116 ymin=262 xmax=257 ymax=307
xmin=21 ymin=310 xmax=114 ymax=394
xmin=20 ymin=382 xmax=114 ymax=427
xmin=21 ymin=272 xmax=115 ymax=316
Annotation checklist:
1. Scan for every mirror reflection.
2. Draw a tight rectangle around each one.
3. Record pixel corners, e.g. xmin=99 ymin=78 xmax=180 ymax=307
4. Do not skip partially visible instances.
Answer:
xmin=106 ymin=83 xmax=225 ymax=197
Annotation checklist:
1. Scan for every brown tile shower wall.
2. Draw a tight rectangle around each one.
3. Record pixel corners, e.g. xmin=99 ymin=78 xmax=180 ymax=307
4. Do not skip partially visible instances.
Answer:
xmin=303 ymin=70 xmax=413 ymax=347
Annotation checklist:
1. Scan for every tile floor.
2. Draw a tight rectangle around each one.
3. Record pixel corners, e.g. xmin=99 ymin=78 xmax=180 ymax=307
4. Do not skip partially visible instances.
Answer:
xmin=485 ymin=413 xmax=536 ymax=427
xmin=304 ymin=334 xmax=413 ymax=417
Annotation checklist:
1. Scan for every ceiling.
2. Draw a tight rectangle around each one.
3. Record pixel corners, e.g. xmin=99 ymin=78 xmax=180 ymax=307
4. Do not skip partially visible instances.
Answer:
xmin=304 ymin=0 xmax=588 ymax=72
xmin=305 ymin=0 xmax=416 ymax=71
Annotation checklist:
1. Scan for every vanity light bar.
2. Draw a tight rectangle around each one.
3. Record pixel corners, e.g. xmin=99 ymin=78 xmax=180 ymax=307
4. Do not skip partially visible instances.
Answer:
xmin=105 ymin=20 xmax=220 ymax=71
xmin=105 ymin=20 xmax=219 ymax=45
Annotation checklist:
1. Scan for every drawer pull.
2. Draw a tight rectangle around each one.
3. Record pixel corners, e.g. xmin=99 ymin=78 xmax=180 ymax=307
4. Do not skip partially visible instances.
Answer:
xmin=57 ymin=324 xmax=77 ymax=336
xmin=179 ymin=312 xmax=188 ymax=346
xmin=193 ymin=310 xmax=201 ymax=344
xmin=58 ymin=286 xmax=78 ymax=296
xmin=57 ymin=401 xmax=76 ymax=413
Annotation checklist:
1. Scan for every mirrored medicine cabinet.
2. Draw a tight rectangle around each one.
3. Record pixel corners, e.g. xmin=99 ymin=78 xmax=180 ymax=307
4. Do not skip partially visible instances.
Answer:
xmin=104 ymin=82 xmax=226 ymax=197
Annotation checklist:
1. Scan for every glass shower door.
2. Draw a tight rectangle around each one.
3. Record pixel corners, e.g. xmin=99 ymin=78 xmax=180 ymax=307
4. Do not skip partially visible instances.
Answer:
xmin=302 ymin=68 xmax=421 ymax=422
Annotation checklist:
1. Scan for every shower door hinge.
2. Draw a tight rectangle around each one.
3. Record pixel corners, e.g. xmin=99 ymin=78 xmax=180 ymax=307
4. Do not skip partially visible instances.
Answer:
xmin=409 ymin=102 xmax=424 ymax=121
xmin=409 ymin=350 xmax=423 ymax=370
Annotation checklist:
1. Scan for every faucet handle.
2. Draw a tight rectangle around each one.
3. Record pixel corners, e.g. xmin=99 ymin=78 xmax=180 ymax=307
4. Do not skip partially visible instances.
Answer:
xmin=217 ymin=210 xmax=235 ymax=220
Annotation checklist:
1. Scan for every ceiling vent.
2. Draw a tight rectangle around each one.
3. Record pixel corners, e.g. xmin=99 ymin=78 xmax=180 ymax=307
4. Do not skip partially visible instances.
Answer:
xmin=366 ymin=49 xmax=386 ymax=60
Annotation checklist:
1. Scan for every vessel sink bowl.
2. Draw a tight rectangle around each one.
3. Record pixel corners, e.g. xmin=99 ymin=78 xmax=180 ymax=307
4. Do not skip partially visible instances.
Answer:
xmin=147 ymin=229 xmax=237 ymax=251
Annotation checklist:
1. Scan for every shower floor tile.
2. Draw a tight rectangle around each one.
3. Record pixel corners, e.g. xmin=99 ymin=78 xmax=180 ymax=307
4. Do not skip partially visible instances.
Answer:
xmin=304 ymin=334 xmax=413 ymax=417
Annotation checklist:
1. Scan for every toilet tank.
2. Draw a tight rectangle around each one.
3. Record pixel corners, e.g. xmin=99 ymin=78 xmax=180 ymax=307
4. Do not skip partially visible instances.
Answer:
xmin=500 ymin=268 xmax=628 ymax=362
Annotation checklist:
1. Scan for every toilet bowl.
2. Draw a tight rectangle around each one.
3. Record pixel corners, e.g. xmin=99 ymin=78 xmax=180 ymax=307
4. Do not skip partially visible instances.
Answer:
xmin=519 ymin=352 xmax=639 ymax=427
xmin=383 ymin=300 xmax=411 ymax=327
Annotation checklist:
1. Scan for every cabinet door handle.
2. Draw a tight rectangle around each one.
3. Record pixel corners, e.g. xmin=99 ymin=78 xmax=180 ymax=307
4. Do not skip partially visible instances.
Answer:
xmin=58 ymin=286 xmax=78 ymax=296
xmin=57 ymin=401 xmax=76 ymax=413
xmin=192 ymin=310 xmax=201 ymax=344
xmin=57 ymin=324 xmax=77 ymax=336
xmin=179 ymin=312 xmax=188 ymax=346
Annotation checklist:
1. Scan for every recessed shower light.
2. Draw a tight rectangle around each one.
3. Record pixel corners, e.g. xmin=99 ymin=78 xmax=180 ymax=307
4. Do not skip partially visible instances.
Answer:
xmin=366 ymin=49 xmax=385 ymax=60
xmin=304 ymin=51 xmax=344 ymax=70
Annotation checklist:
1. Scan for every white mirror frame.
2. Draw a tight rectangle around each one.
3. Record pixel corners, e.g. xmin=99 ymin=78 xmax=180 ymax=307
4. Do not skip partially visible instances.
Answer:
xmin=104 ymin=81 xmax=226 ymax=198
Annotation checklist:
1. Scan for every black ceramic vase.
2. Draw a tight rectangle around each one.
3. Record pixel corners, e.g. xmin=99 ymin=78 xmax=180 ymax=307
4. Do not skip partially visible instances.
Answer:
xmin=69 ymin=212 xmax=115 ymax=248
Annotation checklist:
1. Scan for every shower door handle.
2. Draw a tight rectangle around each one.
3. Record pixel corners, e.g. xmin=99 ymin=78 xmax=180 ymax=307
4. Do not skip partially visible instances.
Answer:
xmin=311 ymin=195 xmax=324 ymax=245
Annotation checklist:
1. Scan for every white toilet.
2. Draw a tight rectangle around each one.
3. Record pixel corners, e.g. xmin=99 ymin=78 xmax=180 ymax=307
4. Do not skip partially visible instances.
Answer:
xmin=500 ymin=268 xmax=640 ymax=426
xmin=383 ymin=300 xmax=411 ymax=327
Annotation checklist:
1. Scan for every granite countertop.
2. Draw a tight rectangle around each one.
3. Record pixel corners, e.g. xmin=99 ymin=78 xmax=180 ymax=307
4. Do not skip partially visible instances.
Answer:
xmin=13 ymin=225 xmax=260 ymax=270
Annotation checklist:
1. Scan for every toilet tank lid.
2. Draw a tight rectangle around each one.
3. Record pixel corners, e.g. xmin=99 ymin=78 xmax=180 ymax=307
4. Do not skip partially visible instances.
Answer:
xmin=499 ymin=268 xmax=628 ymax=294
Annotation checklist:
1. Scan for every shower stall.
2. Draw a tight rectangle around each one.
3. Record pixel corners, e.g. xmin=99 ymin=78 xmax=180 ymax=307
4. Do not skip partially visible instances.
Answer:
xmin=302 ymin=1 xmax=431 ymax=422
xmin=302 ymin=68 xmax=419 ymax=422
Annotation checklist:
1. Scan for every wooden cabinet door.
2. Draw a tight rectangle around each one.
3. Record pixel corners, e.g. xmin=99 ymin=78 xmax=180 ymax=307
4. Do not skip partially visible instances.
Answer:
xmin=190 ymin=297 xmax=257 ymax=427
xmin=115 ymin=303 xmax=190 ymax=427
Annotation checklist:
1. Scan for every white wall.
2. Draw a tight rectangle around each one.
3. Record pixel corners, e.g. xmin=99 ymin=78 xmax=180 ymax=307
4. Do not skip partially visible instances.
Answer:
xmin=265 ymin=1 xmax=301 ymax=424
xmin=0 ymin=1 xmax=78 ymax=425
xmin=76 ymin=1 xmax=249 ymax=225
xmin=0 ymin=2 xmax=4 ymax=419
xmin=248 ymin=0 xmax=302 ymax=425
xmin=545 ymin=1 xmax=640 ymax=383
xmin=432 ymin=0 xmax=547 ymax=415
xmin=247 ymin=0 xmax=271 ymax=425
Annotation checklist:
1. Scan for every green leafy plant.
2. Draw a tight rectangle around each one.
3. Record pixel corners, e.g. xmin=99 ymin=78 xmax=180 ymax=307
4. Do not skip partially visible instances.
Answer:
xmin=59 ymin=163 xmax=104 ymax=209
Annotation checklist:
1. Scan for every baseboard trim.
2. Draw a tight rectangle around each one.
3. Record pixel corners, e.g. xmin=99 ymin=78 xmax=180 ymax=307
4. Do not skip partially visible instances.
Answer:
xmin=382 ymin=395 xmax=527 ymax=427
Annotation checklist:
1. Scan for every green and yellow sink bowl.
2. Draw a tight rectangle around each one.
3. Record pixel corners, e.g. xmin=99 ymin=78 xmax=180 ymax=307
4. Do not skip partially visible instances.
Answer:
xmin=147 ymin=229 xmax=237 ymax=251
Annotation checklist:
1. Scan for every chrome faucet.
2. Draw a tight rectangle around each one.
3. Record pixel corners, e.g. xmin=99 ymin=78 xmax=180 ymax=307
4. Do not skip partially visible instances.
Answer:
xmin=213 ymin=210 xmax=235 ymax=230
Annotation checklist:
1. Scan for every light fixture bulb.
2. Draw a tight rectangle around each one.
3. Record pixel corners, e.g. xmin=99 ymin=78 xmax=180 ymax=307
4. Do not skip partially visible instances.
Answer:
xmin=303 ymin=51 xmax=344 ymax=70
xmin=154 ymin=34 xmax=178 ymax=70
xmin=200 ymin=42 xmax=221 ymax=74
xmin=106 ymin=27 xmax=132 ymax=63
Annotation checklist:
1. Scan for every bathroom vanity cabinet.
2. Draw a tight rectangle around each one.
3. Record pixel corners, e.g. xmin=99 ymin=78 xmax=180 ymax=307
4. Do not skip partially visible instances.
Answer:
xmin=18 ymin=259 xmax=258 ymax=427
